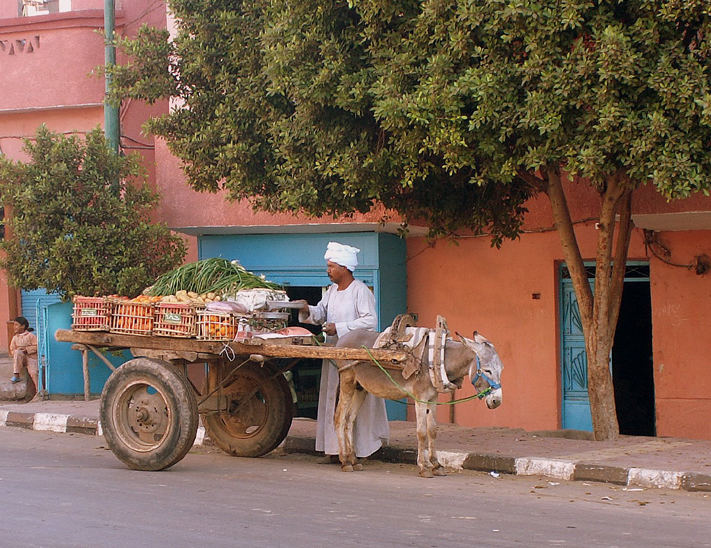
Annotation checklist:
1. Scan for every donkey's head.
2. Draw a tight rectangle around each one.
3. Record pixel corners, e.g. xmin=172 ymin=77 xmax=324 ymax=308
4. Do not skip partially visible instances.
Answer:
xmin=456 ymin=331 xmax=503 ymax=409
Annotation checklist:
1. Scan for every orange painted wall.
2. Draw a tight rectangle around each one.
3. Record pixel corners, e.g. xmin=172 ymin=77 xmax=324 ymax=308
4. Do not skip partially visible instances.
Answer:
xmin=0 ymin=14 xmax=106 ymax=111
xmin=650 ymin=230 xmax=711 ymax=439
xmin=403 ymin=195 xmax=709 ymax=434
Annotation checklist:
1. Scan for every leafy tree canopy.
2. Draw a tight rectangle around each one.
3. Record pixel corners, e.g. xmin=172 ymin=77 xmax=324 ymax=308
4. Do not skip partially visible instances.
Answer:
xmin=109 ymin=0 xmax=711 ymax=244
xmin=0 ymin=126 xmax=186 ymax=299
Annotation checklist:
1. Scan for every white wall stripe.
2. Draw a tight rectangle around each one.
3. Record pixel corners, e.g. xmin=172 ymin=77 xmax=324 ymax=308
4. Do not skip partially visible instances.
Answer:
xmin=0 ymin=410 xmax=7 ymax=426
xmin=515 ymin=457 xmax=575 ymax=480
xmin=33 ymin=413 xmax=69 ymax=433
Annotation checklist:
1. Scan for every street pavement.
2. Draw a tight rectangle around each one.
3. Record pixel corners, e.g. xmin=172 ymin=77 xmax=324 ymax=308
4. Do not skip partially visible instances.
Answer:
xmin=1 ymin=354 xmax=710 ymax=491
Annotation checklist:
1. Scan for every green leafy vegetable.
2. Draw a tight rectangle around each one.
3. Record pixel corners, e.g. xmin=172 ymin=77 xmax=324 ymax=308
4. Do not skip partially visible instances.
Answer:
xmin=146 ymin=258 xmax=281 ymax=296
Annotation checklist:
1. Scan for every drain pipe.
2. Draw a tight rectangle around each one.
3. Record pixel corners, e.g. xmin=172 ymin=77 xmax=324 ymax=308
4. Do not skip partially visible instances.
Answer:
xmin=104 ymin=0 xmax=120 ymax=159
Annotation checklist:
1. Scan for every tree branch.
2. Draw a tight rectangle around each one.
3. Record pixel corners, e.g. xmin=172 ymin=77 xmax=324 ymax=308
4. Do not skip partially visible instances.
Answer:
xmin=593 ymin=172 xmax=624 ymax=355
xmin=545 ymin=167 xmax=593 ymax=330
xmin=607 ymin=190 xmax=633 ymax=335
xmin=516 ymin=168 xmax=546 ymax=192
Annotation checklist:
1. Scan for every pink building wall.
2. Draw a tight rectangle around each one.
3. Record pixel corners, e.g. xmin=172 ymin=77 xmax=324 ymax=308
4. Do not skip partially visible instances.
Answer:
xmin=0 ymin=1 xmax=165 ymax=349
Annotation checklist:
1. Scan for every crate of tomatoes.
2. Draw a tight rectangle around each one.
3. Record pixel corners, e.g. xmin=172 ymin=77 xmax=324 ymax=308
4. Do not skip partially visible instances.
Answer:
xmin=109 ymin=295 xmax=161 ymax=336
xmin=71 ymin=296 xmax=112 ymax=331
xmin=153 ymin=302 xmax=197 ymax=338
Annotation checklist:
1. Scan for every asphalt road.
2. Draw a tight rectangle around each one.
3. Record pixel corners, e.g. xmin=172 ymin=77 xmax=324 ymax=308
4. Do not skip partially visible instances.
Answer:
xmin=1 ymin=427 xmax=710 ymax=547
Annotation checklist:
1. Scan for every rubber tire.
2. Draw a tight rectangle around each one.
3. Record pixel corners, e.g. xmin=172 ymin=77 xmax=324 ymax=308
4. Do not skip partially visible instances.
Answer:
xmin=202 ymin=361 xmax=294 ymax=458
xmin=162 ymin=366 xmax=200 ymax=469
xmin=100 ymin=358 xmax=199 ymax=471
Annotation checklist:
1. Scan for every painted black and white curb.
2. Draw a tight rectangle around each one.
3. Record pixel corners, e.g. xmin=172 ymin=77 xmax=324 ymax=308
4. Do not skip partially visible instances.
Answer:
xmin=0 ymin=409 xmax=207 ymax=446
xmin=2 ymin=410 xmax=710 ymax=492
xmin=442 ymin=451 xmax=711 ymax=492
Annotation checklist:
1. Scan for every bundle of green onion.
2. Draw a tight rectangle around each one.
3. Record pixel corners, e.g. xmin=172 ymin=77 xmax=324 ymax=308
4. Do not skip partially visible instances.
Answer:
xmin=145 ymin=258 xmax=282 ymax=296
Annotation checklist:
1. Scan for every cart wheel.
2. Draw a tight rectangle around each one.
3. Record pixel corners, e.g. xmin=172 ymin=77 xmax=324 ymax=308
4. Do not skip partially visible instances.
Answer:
xmin=203 ymin=361 xmax=294 ymax=457
xmin=100 ymin=358 xmax=198 ymax=471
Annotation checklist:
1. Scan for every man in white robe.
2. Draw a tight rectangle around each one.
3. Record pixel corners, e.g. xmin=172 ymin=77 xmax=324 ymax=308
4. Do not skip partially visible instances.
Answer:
xmin=296 ymin=242 xmax=389 ymax=460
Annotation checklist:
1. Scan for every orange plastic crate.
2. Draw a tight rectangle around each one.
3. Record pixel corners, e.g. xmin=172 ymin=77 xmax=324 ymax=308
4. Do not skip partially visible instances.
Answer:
xmin=196 ymin=310 xmax=239 ymax=341
xmin=153 ymin=303 xmax=197 ymax=338
xmin=72 ymin=296 xmax=111 ymax=331
xmin=109 ymin=299 xmax=154 ymax=336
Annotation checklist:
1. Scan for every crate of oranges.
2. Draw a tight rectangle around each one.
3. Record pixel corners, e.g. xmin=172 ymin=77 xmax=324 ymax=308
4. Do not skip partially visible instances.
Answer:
xmin=71 ymin=296 xmax=112 ymax=331
xmin=196 ymin=309 xmax=239 ymax=341
xmin=109 ymin=295 xmax=161 ymax=336
xmin=153 ymin=302 xmax=197 ymax=338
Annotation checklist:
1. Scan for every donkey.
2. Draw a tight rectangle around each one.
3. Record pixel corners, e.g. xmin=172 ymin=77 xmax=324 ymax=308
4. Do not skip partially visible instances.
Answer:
xmin=334 ymin=329 xmax=503 ymax=478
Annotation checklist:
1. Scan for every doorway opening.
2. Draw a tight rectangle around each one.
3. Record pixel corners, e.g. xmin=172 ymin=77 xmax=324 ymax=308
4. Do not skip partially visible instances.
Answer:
xmin=612 ymin=278 xmax=655 ymax=436
xmin=560 ymin=263 xmax=654 ymax=434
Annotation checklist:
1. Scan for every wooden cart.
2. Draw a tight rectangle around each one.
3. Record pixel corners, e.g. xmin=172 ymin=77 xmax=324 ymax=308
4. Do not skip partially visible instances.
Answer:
xmin=54 ymin=329 xmax=407 ymax=471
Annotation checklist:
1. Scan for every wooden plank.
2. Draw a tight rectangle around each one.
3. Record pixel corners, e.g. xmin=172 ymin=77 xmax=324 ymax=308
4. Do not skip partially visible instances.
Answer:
xmin=57 ymin=329 xmax=223 ymax=353
xmin=54 ymin=329 xmax=408 ymax=364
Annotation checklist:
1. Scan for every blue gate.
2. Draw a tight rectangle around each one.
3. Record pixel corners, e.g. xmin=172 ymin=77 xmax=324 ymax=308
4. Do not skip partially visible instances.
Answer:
xmin=560 ymin=277 xmax=593 ymax=430
xmin=38 ymin=301 xmax=128 ymax=396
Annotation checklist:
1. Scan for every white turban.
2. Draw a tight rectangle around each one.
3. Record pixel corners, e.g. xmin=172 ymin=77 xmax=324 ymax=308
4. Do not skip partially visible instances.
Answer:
xmin=324 ymin=241 xmax=360 ymax=271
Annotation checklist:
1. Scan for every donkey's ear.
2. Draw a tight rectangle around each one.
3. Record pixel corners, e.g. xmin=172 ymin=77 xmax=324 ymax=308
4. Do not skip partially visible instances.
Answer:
xmin=472 ymin=330 xmax=478 ymax=339
xmin=455 ymin=331 xmax=466 ymax=342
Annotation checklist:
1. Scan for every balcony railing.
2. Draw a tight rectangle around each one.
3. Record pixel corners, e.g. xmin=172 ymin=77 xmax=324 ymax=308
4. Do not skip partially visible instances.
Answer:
xmin=21 ymin=0 xmax=72 ymax=17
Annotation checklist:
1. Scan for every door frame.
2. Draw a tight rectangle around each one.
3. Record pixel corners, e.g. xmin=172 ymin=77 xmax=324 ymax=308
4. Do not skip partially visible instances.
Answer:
xmin=559 ymin=261 xmax=650 ymax=430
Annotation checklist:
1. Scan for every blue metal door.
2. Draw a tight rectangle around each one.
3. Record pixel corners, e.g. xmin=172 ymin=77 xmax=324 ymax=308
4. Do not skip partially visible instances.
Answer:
xmin=21 ymin=288 xmax=62 ymax=332
xmin=39 ymin=301 xmax=129 ymax=396
xmin=560 ymin=279 xmax=593 ymax=430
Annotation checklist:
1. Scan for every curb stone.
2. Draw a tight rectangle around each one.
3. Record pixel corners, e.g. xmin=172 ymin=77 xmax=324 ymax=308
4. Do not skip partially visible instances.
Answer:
xmin=1 ymin=411 xmax=710 ymax=492
xmin=573 ymin=463 xmax=628 ymax=485
xmin=463 ymin=452 xmax=516 ymax=474
xmin=0 ymin=410 xmax=207 ymax=445
xmin=681 ymin=473 xmax=711 ymax=492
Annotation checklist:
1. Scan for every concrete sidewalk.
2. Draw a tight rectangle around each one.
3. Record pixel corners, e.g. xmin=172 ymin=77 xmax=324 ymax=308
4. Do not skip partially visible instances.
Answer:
xmin=1 ymin=396 xmax=710 ymax=491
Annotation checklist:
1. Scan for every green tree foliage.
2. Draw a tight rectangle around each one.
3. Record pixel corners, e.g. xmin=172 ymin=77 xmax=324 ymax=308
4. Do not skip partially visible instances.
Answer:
xmin=0 ymin=126 xmax=186 ymax=299
xmin=108 ymin=1 xmax=711 ymax=439
xmin=107 ymin=0 xmax=533 ymax=244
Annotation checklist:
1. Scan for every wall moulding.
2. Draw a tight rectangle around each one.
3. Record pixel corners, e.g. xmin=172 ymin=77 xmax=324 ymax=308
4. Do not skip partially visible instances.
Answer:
xmin=0 ymin=35 xmax=40 ymax=55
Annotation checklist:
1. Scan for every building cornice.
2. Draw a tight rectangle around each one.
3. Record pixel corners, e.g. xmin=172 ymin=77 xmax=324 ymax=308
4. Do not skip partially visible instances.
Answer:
xmin=0 ymin=102 xmax=103 ymax=115
xmin=174 ymin=222 xmax=428 ymax=237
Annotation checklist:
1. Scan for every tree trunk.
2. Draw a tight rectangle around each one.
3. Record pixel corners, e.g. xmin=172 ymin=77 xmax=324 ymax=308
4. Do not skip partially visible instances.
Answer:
xmin=545 ymin=169 xmax=633 ymax=441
